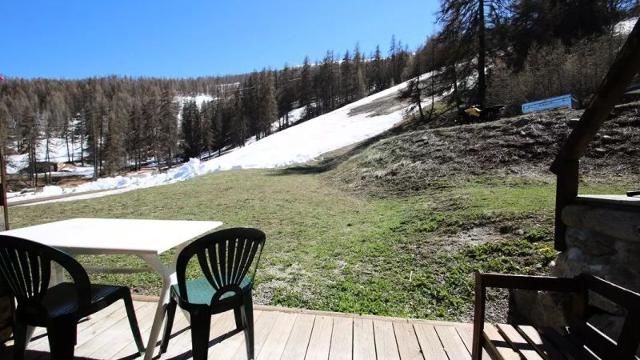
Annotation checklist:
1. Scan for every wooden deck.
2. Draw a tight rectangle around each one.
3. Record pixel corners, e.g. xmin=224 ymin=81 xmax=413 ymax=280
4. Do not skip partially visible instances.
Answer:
xmin=3 ymin=300 xmax=477 ymax=359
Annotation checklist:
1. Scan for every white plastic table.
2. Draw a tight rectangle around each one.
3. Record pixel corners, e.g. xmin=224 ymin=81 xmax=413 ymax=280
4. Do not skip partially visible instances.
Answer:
xmin=2 ymin=217 xmax=223 ymax=360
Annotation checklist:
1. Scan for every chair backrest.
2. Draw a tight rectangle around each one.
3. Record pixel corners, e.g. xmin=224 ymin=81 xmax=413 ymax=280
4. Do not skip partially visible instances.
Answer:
xmin=0 ymin=235 xmax=91 ymax=316
xmin=175 ymin=228 xmax=265 ymax=306
xmin=569 ymin=274 xmax=640 ymax=359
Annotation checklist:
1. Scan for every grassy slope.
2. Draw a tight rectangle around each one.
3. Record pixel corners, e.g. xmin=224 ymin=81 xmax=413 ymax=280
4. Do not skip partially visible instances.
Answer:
xmin=10 ymin=169 xmax=632 ymax=321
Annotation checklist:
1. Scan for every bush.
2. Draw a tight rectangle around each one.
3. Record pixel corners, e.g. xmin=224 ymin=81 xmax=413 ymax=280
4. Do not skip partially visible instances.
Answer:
xmin=488 ymin=32 xmax=627 ymax=113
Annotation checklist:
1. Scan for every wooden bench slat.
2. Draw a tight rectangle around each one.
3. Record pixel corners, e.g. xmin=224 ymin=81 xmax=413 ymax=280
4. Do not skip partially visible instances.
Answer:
xmin=496 ymin=324 xmax=544 ymax=360
xmin=516 ymin=325 xmax=567 ymax=360
xmin=482 ymin=324 xmax=521 ymax=360
xmin=539 ymin=327 xmax=599 ymax=360
xmin=567 ymin=321 xmax=620 ymax=359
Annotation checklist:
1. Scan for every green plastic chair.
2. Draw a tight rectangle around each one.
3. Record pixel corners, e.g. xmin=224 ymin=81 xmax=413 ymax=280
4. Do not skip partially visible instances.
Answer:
xmin=160 ymin=227 xmax=265 ymax=360
xmin=0 ymin=235 xmax=144 ymax=360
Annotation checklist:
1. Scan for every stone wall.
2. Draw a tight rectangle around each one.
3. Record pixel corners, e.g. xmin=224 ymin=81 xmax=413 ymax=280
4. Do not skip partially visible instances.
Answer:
xmin=511 ymin=195 xmax=640 ymax=337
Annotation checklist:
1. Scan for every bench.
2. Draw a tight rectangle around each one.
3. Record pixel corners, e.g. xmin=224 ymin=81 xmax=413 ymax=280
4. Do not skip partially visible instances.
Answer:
xmin=472 ymin=272 xmax=640 ymax=359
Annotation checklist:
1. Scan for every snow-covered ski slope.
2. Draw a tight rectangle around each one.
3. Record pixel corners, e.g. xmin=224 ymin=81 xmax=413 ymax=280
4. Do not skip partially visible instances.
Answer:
xmin=12 ymin=78 xmax=414 ymax=204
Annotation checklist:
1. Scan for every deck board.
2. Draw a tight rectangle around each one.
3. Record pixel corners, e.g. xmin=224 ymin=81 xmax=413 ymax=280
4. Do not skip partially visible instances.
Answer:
xmin=4 ymin=300 xmax=473 ymax=359
xmin=281 ymin=314 xmax=315 ymax=360
xmin=373 ymin=320 xmax=400 ymax=360
xmin=328 ymin=316 xmax=353 ymax=360
xmin=305 ymin=315 xmax=333 ymax=360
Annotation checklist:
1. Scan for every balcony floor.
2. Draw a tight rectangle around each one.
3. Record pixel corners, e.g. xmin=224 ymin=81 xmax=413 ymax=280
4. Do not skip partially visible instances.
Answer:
xmin=2 ymin=299 xmax=475 ymax=359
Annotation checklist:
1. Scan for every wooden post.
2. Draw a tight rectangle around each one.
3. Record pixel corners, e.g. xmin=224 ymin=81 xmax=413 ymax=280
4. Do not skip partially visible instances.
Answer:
xmin=550 ymin=19 xmax=640 ymax=249
xmin=0 ymin=146 xmax=9 ymax=231
xmin=552 ymin=160 xmax=578 ymax=251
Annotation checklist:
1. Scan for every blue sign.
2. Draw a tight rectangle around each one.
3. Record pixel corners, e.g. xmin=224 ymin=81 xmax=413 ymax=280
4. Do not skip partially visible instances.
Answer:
xmin=522 ymin=94 xmax=575 ymax=114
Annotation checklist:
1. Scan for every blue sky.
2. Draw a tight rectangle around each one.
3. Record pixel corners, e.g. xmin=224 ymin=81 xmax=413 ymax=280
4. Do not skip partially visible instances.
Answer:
xmin=1 ymin=0 xmax=439 ymax=79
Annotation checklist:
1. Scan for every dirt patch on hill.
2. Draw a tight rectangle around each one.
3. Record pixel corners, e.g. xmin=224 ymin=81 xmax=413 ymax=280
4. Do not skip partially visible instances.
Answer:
xmin=348 ymin=90 xmax=410 ymax=117
xmin=328 ymin=102 xmax=640 ymax=195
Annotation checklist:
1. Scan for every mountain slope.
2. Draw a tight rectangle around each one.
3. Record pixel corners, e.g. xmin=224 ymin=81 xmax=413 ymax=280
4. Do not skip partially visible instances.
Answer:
xmin=10 ymin=77 xmax=417 ymax=203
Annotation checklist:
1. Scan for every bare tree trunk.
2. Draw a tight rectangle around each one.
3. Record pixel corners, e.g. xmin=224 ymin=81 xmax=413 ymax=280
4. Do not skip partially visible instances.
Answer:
xmin=45 ymin=135 xmax=51 ymax=184
xmin=65 ymin=128 xmax=71 ymax=163
xmin=80 ymin=123 xmax=85 ymax=167
xmin=477 ymin=0 xmax=487 ymax=110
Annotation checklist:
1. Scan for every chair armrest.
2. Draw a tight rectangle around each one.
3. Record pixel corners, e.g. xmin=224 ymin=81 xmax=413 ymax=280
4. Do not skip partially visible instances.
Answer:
xmin=477 ymin=272 xmax=582 ymax=292
xmin=471 ymin=272 xmax=582 ymax=360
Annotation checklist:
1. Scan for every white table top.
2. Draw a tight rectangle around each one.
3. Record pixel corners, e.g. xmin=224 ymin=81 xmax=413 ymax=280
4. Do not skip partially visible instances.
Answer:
xmin=1 ymin=218 xmax=223 ymax=255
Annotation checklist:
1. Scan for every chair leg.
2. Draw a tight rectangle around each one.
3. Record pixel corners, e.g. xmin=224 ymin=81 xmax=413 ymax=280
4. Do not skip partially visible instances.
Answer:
xmin=47 ymin=321 xmax=77 ymax=360
xmin=189 ymin=309 xmax=211 ymax=360
xmin=234 ymin=307 xmax=243 ymax=331
xmin=241 ymin=295 xmax=255 ymax=360
xmin=11 ymin=320 xmax=26 ymax=360
xmin=123 ymin=292 xmax=145 ymax=354
xmin=160 ymin=297 xmax=177 ymax=354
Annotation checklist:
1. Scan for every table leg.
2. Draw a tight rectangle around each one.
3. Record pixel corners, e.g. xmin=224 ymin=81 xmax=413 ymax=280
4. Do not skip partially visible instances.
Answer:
xmin=139 ymin=254 xmax=173 ymax=360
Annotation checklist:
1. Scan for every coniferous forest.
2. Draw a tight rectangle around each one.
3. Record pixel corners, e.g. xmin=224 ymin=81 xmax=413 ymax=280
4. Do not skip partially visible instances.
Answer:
xmin=0 ymin=0 xmax=637 ymax=183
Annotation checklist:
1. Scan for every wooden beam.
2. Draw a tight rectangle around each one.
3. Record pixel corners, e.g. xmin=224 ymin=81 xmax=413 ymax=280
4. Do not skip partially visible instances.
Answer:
xmin=550 ymin=19 xmax=640 ymax=249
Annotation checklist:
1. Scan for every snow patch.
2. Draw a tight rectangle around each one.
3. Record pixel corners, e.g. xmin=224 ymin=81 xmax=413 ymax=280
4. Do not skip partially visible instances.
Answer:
xmin=615 ymin=17 xmax=638 ymax=35
xmin=12 ymin=76 xmax=423 ymax=204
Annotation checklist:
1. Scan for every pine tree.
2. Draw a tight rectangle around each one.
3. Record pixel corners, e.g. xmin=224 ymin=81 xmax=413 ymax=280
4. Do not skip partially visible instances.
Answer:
xmin=316 ymin=51 xmax=338 ymax=113
xmin=104 ymin=93 xmax=130 ymax=174
xmin=228 ymin=90 xmax=246 ymax=147
xmin=340 ymin=51 xmax=354 ymax=105
xmin=212 ymin=99 xmax=228 ymax=155
xmin=158 ymin=87 xmax=178 ymax=167
xmin=298 ymin=56 xmax=314 ymax=118
xmin=180 ymin=100 xmax=203 ymax=159
xmin=370 ymin=45 xmax=387 ymax=92
xmin=277 ymin=64 xmax=296 ymax=129
xmin=353 ymin=45 xmax=367 ymax=100
xmin=438 ymin=0 xmax=512 ymax=109
xmin=257 ymin=70 xmax=278 ymax=138
xmin=85 ymin=81 xmax=107 ymax=178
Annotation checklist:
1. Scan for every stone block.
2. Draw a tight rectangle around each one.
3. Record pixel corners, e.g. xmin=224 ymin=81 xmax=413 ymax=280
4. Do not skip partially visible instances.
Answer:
xmin=562 ymin=204 xmax=640 ymax=243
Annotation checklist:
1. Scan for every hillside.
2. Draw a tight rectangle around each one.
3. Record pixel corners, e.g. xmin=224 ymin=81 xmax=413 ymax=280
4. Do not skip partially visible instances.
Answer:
xmin=323 ymin=103 xmax=640 ymax=196
xmin=8 ymin=78 xmax=415 ymax=204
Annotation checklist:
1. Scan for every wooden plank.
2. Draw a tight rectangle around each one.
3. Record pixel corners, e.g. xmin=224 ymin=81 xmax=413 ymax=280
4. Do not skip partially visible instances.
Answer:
xmin=516 ymin=325 xmax=566 ymax=360
xmin=374 ymin=320 xmax=400 ymax=360
xmin=258 ymin=312 xmax=298 ymax=360
xmin=414 ymin=323 xmax=448 ymax=360
xmin=211 ymin=310 xmax=268 ymax=359
xmin=353 ymin=318 xmax=376 ymax=360
xmin=497 ymin=324 xmax=544 ymax=360
xmin=228 ymin=310 xmax=280 ymax=359
xmin=281 ymin=313 xmax=315 ymax=360
xmin=203 ymin=310 xmax=238 ymax=358
xmin=111 ymin=304 xmax=189 ymax=359
xmin=152 ymin=309 xmax=195 ymax=359
xmin=26 ymin=300 xmax=134 ymax=353
xmin=393 ymin=322 xmax=423 ymax=360
xmin=305 ymin=315 xmax=334 ymax=360
xmin=435 ymin=325 xmax=471 ymax=360
xmin=329 ymin=316 xmax=353 ymax=360
xmin=481 ymin=324 xmax=520 ymax=360
xmin=77 ymin=301 xmax=157 ymax=358
xmin=454 ymin=323 xmax=490 ymax=359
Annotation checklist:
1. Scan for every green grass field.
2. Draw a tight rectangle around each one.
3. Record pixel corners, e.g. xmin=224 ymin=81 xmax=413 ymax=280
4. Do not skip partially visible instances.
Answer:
xmin=9 ymin=170 xmax=632 ymax=321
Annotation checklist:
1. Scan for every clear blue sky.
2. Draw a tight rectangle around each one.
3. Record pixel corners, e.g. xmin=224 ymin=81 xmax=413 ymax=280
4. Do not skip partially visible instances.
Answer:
xmin=1 ymin=0 xmax=439 ymax=79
